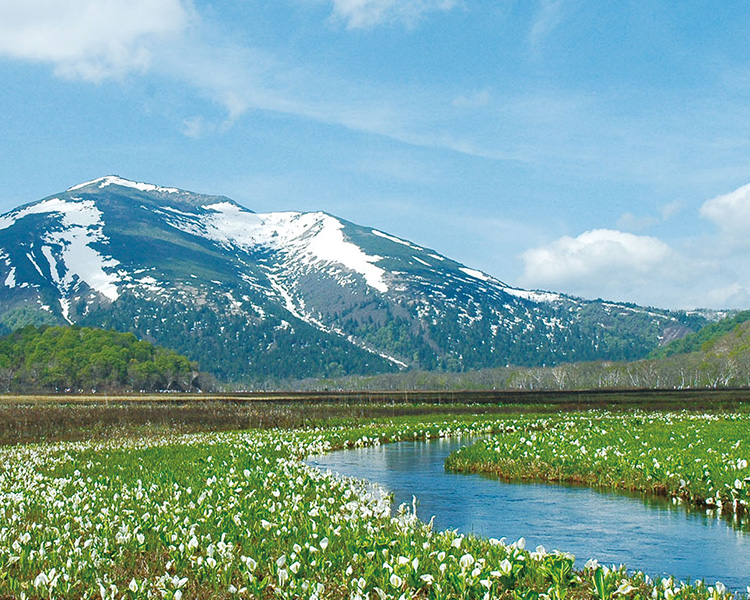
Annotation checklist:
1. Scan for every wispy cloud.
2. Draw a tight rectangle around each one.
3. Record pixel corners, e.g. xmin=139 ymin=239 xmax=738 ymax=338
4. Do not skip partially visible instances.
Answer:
xmin=180 ymin=116 xmax=212 ymax=139
xmin=452 ymin=90 xmax=490 ymax=109
xmin=320 ymin=0 xmax=458 ymax=29
xmin=528 ymin=0 xmax=566 ymax=57
xmin=0 ymin=2 xmax=513 ymax=163
xmin=0 ymin=0 xmax=191 ymax=81
xmin=617 ymin=201 xmax=683 ymax=232
xmin=152 ymin=32 xmax=533 ymax=162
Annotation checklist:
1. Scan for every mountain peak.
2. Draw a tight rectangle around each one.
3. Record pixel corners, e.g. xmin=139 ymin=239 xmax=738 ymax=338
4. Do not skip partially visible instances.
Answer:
xmin=0 ymin=177 xmax=708 ymax=381
xmin=63 ymin=175 xmax=243 ymax=212
xmin=67 ymin=175 xmax=181 ymax=195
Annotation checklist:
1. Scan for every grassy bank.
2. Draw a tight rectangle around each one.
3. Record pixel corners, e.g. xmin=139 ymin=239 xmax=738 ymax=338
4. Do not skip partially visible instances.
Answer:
xmin=0 ymin=415 xmax=738 ymax=600
xmin=445 ymin=411 xmax=750 ymax=522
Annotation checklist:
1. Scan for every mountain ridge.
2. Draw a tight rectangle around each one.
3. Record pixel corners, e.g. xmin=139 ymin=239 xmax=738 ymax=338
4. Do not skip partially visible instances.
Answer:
xmin=0 ymin=176 xmax=710 ymax=382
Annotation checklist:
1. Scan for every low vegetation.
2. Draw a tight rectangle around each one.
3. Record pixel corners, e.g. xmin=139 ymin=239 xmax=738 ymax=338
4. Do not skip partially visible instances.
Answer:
xmin=0 ymin=325 xmax=203 ymax=393
xmin=0 ymin=396 xmax=530 ymax=446
xmin=446 ymin=411 xmax=750 ymax=520
xmin=2 ymin=389 xmax=747 ymax=446
xmin=0 ymin=412 xmax=742 ymax=599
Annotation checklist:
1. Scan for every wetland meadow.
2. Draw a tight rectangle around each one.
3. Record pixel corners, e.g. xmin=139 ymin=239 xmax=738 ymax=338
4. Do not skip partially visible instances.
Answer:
xmin=1 ymin=393 xmax=750 ymax=599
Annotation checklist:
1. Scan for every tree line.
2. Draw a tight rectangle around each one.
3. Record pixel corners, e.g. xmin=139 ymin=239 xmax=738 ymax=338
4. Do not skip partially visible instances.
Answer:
xmin=283 ymin=313 xmax=750 ymax=393
xmin=0 ymin=325 xmax=205 ymax=393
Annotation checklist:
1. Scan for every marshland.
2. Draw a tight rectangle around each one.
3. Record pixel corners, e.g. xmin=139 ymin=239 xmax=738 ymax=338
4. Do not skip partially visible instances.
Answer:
xmin=2 ymin=392 xmax=750 ymax=598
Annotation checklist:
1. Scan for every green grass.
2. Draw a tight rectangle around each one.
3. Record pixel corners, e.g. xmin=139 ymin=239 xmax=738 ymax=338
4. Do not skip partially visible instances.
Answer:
xmin=0 ymin=411 xmax=745 ymax=599
xmin=446 ymin=411 xmax=750 ymax=522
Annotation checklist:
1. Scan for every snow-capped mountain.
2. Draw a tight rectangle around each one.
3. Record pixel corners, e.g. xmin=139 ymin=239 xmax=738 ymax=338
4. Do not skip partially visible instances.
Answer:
xmin=0 ymin=176 xmax=706 ymax=381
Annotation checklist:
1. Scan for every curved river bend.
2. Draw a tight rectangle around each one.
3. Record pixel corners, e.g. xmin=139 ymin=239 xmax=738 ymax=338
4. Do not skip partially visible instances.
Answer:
xmin=308 ymin=437 xmax=750 ymax=591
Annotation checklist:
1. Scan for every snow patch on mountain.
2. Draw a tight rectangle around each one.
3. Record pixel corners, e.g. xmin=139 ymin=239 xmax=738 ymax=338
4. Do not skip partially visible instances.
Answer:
xmin=26 ymin=252 xmax=45 ymax=278
xmin=4 ymin=267 xmax=15 ymax=288
xmin=199 ymin=203 xmax=389 ymax=293
xmin=68 ymin=176 xmax=180 ymax=194
xmin=413 ymin=256 xmax=432 ymax=267
xmin=503 ymin=287 xmax=562 ymax=304
xmin=460 ymin=267 xmax=491 ymax=282
xmin=372 ymin=229 xmax=423 ymax=251
xmin=0 ymin=197 xmax=121 ymax=306
xmin=0 ymin=197 xmax=99 ymax=230
xmin=45 ymin=202 xmax=120 ymax=303
xmin=41 ymin=246 xmax=60 ymax=283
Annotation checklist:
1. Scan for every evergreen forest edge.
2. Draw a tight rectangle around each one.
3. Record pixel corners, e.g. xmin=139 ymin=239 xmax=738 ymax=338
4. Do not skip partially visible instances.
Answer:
xmin=2 ymin=311 xmax=750 ymax=393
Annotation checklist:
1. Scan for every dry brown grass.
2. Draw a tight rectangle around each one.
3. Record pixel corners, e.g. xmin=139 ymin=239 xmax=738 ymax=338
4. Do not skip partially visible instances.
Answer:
xmin=0 ymin=396 xmax=517 ymax=446
xmin=3 ymin=388 xmax=749 ymax=446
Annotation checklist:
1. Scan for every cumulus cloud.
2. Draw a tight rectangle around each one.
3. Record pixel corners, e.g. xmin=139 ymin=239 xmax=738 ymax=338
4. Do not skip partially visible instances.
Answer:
xmin=0 ymin=0 xmax=191 ymax=81
xmin=700 ymin=182 xmax=750 ymax=245
xmin=701 ymin=283 xmax=750 ymax=309
xmin=519 ymin=229 xmax=689 ymax=303
xmin=324 ymin=0 xmax=457 ymax=29
xmin=519 ymin=190 xmax=750 ymax=308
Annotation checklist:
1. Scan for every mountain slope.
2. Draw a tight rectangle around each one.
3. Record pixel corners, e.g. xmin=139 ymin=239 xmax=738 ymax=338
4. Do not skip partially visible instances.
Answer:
xmin=0 ymin=176 xmax=708 ymax=381
xmin=649 ymin=310 xmax=749 ymax=359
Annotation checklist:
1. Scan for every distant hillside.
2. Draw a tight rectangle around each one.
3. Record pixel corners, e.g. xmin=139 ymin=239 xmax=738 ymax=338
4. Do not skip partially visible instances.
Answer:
xmin=0 ymin=325 xmax=203 ymax=392
xmin=290 ymin=316 xmax=750 ymax=392
xmin=650 ymin=311 xmax=750 ymax=359
xmin=0 ymin=175 xmax=709 ymax=382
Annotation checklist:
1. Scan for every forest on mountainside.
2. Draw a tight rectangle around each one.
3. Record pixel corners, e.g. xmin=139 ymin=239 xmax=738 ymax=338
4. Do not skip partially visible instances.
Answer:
xmin=286 ymin=313 xmax=750 ymax=393
xmin=649 ymin=311 xmax=750 ymax=359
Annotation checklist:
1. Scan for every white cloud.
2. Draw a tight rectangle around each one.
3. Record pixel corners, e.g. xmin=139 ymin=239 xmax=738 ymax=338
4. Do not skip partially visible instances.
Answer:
xmin=660 ymin=200 xmax=682 ymax=220
xmin=700 ymin=182 xmax=750 ymax=245
xmin=701 ymin=283 xmax=750 ymax=309
xmin=519 ymin=229 xmax=688 ymax=303
xmin=0 ymin=0 xmax=191 ymax=81
xmin=324 ymin=0 xmax=458 ymax=29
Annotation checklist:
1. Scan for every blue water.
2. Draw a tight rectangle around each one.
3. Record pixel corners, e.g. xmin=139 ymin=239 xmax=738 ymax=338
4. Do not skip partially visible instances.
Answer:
xmin=308 ymin=437 xmax=750 ymax=591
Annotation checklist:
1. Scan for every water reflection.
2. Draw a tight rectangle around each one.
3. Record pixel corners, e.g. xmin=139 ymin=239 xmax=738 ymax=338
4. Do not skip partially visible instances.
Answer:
xmin=308 ymin=437 xmax=750 ymax=591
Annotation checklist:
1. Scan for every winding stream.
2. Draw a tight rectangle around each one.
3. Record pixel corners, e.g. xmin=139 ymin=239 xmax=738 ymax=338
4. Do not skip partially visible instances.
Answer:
xmin=308 ymin=437 xmax=750 ymax=591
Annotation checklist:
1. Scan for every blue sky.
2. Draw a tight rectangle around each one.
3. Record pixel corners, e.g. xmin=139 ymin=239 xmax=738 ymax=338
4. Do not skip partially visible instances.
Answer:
xmin=2 ymin=1 xmax=750 ymax=310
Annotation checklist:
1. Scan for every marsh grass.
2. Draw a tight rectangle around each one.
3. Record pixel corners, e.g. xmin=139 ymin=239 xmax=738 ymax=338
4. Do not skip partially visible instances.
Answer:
xmin=0 ymin=397 xmax=533 ymax=446
xmin=0 ymin=416 xmax=740 ymax=600
xmin=446 ymin=411 xmax=750 ymax=528
xmin=3 ymin=388 xmax=750 ymax=446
